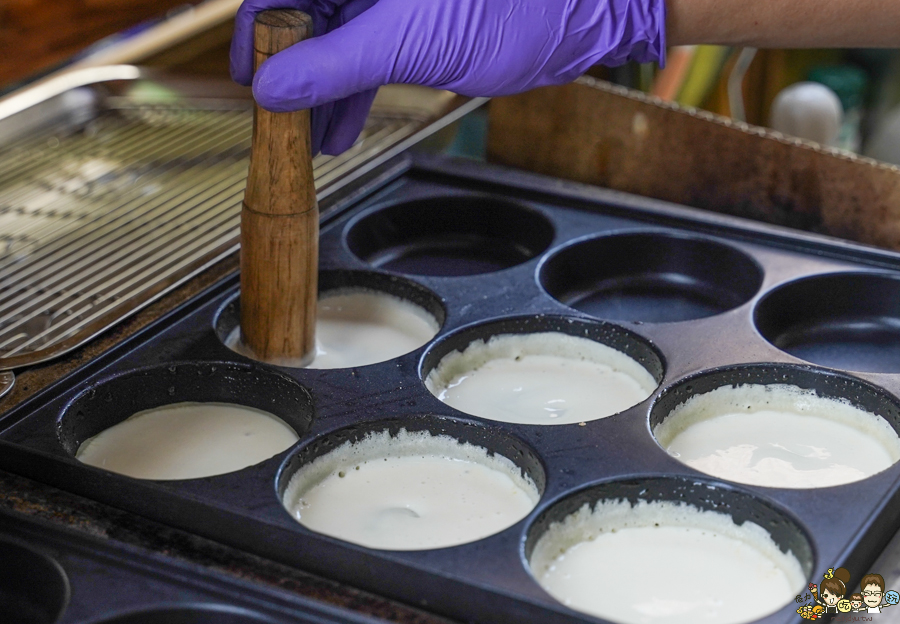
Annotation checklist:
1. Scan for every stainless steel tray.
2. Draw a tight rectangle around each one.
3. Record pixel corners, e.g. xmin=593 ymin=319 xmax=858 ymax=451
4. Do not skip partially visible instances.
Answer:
xmin=0 ymin=65 xmax=485 ymax=371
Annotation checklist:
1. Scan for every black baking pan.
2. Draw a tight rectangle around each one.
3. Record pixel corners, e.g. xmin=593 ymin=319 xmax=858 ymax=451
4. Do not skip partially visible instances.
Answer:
xmin=3 ymin=153 xmax=900 ymax=623
xmin=0 ymin=509 xmax=385 ymax=624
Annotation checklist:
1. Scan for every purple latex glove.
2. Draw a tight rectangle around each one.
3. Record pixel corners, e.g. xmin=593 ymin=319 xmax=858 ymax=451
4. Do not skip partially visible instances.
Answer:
xmin=231 ymin=0 xmax=666 ymax=155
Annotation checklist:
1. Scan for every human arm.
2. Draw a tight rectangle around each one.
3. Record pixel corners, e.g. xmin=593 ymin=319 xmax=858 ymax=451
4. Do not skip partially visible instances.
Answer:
xmin=230 ymin=0 xmax=666 ymax=154
xmin=231 ymin=0 xmax=900 ymax=156
xmin=667 ymin=0 xmax=900 ymax=48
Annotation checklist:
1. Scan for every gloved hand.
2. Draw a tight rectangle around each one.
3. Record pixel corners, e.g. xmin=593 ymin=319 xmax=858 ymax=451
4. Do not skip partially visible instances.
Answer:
xmin=231 ymin=0 xmax=666 ymax=155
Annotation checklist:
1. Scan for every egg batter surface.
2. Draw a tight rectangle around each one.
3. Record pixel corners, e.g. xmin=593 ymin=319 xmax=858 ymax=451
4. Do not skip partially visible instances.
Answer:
xmin=426 ymin=332 xmax=656 ymax=425
xmin=283 ymin=429 xmax=539 ymax=550
xmin=228 ymin=289 xmax=438 ymax=368
xmin=530 ymin=499 xmax=805 ymax=624
xmin=655 ymin=384 xmax=900 ymax=488
xmin=76 ymin=402 xmax=299 ymax=480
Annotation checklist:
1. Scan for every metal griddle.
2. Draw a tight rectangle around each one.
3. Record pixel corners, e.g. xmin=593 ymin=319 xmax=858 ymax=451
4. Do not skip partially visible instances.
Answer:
xmin=0 ymin=66 xmax=484 ymax=373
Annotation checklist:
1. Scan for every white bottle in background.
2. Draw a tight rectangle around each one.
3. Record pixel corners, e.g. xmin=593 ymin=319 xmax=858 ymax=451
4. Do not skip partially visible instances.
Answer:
xmin=864 ymin=106 xmax=900 ymax=165
xmin=768 ymin=82 xmax=843 ymax=147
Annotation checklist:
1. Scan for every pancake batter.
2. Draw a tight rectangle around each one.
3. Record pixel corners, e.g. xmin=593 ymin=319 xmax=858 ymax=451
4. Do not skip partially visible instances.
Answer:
xmin=655 ymin=384 xmax=900 ymax=488
xmin=283 ymin=429 xmax=540 ymax=550
xmin=76 ymin=402 xmax=299 ymax=480
xmin=228 ymin=289 xmax=439 ymax=368
xmin=426 ymin=332 xmax=657 ymax=425
xmin=530 ymin=499 xmax=805 ymax=624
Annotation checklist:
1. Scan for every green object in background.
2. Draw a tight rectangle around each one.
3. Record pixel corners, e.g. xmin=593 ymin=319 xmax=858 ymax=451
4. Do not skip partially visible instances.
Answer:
xmin=126 ymin=81 xmax=182 ymax=104
xmin=676 ymin=45 xmax=732 ymax=108
xmin=638 ymin=62 xmax=656 ymax=93
xmin=808 ymin=65 xmax=868 ymax=111
xmin=808 ymin=64 xmax=868 ymax=152
xmin=444 ymin=107 xmax=488 ymax=161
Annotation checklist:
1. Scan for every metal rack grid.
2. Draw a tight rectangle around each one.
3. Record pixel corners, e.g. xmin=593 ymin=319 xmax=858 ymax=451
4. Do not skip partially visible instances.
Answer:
xmin=0 ymin=92 xmax=460 ymax=371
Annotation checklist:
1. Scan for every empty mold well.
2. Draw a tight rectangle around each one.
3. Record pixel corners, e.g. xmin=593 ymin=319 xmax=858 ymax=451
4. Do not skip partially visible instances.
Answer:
xmin=755 ymin=272 xmax=900 ymax=373
xmin=0 ymin=537 xmax=68 ymax=624
xmin=540 ymin=232 xmax=764 ymax=323
xmin=345 ymin=195 xmax=554 ymax=276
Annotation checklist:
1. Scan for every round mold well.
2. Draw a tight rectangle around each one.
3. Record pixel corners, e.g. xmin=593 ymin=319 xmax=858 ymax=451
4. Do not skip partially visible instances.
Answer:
xmin=421 ymin=315 xmax=664 ymax=425
xmin=539 ymin=232 xmax=764 ymax=323
xmin=345 ymin=195 xmax=554 ymax=276
xmin=84 ymin=606 xmax=276 ymax=624
xmin=0 ymin=537 xmax=68 ymax=624
xmin=216 ymin=270 xmax=445 ymax=369
xmin=650 ymin=363 xmax=900 ymax=488
xmin=60 ymin=361 xmax=314 ymax=480
xmin=755 ymin=272 xmax=900 ymax=373
xmin=524 ymin=477 xmax=813 ymax=624
xmin=277 ymin=414 xmax=546 ymax=550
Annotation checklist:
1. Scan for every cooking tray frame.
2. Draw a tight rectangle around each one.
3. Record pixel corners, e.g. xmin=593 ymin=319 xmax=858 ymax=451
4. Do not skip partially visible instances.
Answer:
xmin=2 ymin=154 xmax=900 ymax=623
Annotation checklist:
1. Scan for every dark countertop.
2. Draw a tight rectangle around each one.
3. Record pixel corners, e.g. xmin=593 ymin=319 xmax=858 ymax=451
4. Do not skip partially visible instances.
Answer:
xmin=0 ymin=470 xmax=455 ymax=624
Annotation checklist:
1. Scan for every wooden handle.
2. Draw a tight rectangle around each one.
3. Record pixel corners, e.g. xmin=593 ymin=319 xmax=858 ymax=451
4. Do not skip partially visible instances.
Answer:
xmin=240 ymin=9 xmax=317 ymax=365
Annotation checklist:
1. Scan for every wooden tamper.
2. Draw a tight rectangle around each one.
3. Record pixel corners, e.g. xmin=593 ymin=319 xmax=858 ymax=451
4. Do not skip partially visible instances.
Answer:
xmin=240 ymin=9 xmax=317 ymax=366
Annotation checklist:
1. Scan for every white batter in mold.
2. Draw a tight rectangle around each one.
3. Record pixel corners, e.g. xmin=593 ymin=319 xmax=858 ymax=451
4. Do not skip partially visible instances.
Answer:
xmin=425 ymin=332 xmax=657 ymax=425
xmin=227 ymin=289 xmax=439 ymax=368
xmin=530 ymin=499 xmax=806 ymax=624
xmin=76 ymin=402 xmax=299 ymax=480
xmin=654 ymin=384 xmax=900 ymax=488
xmin=282 ymin=429 xmax=540 ymax=550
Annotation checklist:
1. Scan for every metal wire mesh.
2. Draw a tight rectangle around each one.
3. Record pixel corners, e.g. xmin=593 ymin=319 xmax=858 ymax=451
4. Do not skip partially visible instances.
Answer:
xmin=0 ymin=100 xmax=422 ymax=368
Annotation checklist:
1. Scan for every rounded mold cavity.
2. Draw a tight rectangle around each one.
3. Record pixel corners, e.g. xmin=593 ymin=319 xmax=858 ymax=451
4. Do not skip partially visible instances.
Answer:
xmin=60 ymin=362 xmax=314 ymax=480
xmin=277 ymin=415 xmax=546 ymax=551
xmin=525 ymin=477 xmax=812 ymax=624
xmin=539 ymin=232 xmax=764 ymax=323
xmin=0 ymin=537 xmax=68 ymax=624
xmin=755 ymin=272 xmax=900 ymax=373
xmin=345 ymin=195 xmax=554 ymax=276
xmin=421 ymin=316 xmax=664 ymax=425
xmin=650 ymin=364 xmax=900 ymax=489
xmin=216 ymin=270 xmax=445 ymax=369
xmin=85 ymin=606 xmax=275 ymax=624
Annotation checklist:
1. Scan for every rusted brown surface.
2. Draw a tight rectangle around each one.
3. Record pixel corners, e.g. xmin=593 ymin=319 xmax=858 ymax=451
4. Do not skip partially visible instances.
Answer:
xmin=0 ymin=0 xmax=203 ymax=88
xmin=487 ymin=77 xmax=900 ymax=250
